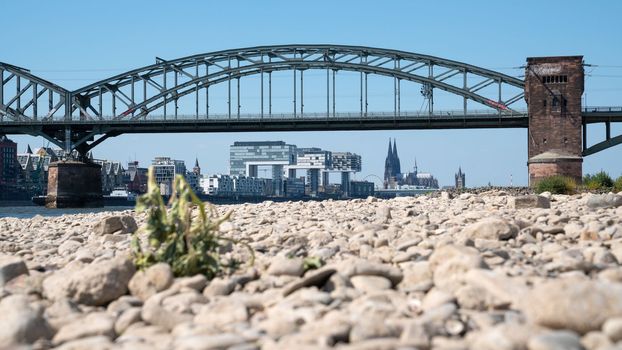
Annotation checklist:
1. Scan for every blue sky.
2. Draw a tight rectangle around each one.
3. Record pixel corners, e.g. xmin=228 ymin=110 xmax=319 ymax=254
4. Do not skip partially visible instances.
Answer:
xmin=2 ymin=0 xmax=621 ymax=186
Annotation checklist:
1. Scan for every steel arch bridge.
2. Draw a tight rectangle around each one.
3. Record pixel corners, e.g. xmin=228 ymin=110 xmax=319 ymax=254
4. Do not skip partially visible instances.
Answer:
xmin=0 ymin=44 xmax=620 ymax=156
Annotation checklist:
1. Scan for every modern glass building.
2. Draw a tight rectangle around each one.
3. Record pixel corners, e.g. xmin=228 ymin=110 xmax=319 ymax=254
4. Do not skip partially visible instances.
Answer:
xmin=229 ymin=141 xmax=297 ymax=177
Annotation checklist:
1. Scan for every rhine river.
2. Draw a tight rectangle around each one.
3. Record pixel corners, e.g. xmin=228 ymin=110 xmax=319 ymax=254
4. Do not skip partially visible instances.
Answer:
xmin=0 ymin=206 xmax=134 ymax=219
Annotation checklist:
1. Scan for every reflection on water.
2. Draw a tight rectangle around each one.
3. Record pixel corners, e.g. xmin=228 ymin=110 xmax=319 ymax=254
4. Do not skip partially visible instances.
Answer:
xmin=0 ymin=206 xmax=135 ymax=219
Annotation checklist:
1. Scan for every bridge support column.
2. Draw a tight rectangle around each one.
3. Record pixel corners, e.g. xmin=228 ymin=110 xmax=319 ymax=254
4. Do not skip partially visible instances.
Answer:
xmin=525 ymin=56 xmax=584 ymax=185
xmin=46 ymin=161 xmax=103 ymax=208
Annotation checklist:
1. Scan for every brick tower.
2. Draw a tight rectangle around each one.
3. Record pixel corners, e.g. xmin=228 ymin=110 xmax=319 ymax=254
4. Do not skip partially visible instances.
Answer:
xmin=525 ymin=56 xmax=584 ymax=185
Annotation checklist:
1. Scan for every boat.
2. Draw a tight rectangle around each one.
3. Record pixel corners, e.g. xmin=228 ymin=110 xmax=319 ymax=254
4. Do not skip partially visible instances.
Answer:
xmin=104 ymin=188 xmax=137 ymax=206
xmin=32 ymin=188 xmax=137 ymax=206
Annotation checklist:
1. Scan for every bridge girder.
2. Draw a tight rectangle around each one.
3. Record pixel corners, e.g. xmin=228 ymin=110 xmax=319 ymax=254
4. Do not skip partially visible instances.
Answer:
xmin=0 ymin=63 xmax=70 ymax=122
xmin=2 ymin=45 xmax=526 ymax=124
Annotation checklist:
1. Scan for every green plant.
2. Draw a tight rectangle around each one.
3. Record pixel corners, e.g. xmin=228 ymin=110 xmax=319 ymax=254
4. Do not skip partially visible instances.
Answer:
xmin=302 ymin=256 xmax=324 ymax=272
xmin=615 ymin=176 xmax=622 ymax=192
xmin=132 ymin=167 xmax=253 ymax=278
xmin=535 ymin=175 xmax=576 ymax=195
xmin=583 ymin=171 xmax=613 ymax=190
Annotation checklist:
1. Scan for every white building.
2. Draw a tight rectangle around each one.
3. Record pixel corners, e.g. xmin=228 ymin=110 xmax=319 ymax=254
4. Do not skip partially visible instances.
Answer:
xmin=152 ymin=157 xmax=186 ymax=195
xmin=200 ymin=174 xmax=273 ymax=196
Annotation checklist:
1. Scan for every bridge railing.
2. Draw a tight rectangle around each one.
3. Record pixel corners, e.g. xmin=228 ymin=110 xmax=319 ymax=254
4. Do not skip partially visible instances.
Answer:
xmin=583 ymin=106 xmax=622 ymax=113
xmin=0 ymin=109 xmax=528 ymax=124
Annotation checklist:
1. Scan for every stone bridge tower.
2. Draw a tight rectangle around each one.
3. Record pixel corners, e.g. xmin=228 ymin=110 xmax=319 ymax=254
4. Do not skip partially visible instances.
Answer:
xmin=525 ymin=56 xmax=584 ymax=185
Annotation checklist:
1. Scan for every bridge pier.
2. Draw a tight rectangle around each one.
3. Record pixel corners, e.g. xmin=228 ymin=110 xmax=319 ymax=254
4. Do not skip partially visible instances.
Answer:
xmin=46 ymin=161 xmax=103 ymax=208
xmin=525 ymin=56 xmax=584 ymax=185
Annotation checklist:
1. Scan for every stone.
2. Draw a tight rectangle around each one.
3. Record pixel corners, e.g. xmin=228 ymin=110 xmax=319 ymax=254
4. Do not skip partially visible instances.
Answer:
xmin=92 ymin=216 xmax=124 ymax=235
xmin=282 ymin=266 xmax=336 ymax=296
xmin=399 ymin=261 xmax=432 ymax=292
xmin=203 ymin=277 xmax=237 ymax=297
xmin=602 ymin=317 xmax=622 ymax=342
xmin=527 ymin=330 xmax=583 ymax=350
xmin=58 ymin=240 xmax=82 ymax=256
xmin=0 ymin=255 xmax=28 ymax=286
xmin=461 ymin=218 xmax=518 ymax=240
xmin=376 ymin=205 xmax=392 ymax=222
xmin=267 ymin=256 xmax=305 ymax=277
xmin=43 ymin=256 xmax=136 ymax=306
xmin=0 ymin=294 xmax=53 ymax=347
xmin=581 ymin=331 xmax=612 ymax=350
xmin=115 ymin=307 xmax=142 ymax=335
xmin=468 ymin=323 xmax=542 ymax=350
xmin=341 ymin=260 xmax=403 ymax=286
xmin=587 ymin=194 xmax=622 ymax=209
xmin=173 ymin=333 xmax=249 ymax=350
xmin=463 ymin=269 xmax=527 ymax=308
xmin=350 ymin=275 xmax=392 ymax=293
xmin=141 ymin=291 xmax=193 ymax=331
xmin=428 ymin=245 xmax=487 ymax=292
xmin=53 ymin=312 xmax=115 ymax=345
xmin=194 ymin=299 xmax=249 ymax=328
xmin=162 ymin=290 xmax=207 ymax=314
xmin=54 ymin=336 xmax=114 ymax=350
xmin=510 ymin=195 xmax=551 ymax=209
xmin=349 ymin=315 xmax=399 ymax=342
xmin=524 ymin=279 xmax=622 ymax=334
xmin=128 ymin=263 xmax=174 ymax=301
xmin=173 ymin=274 xmax=208 ymax=292
xmin=400 ymin=321 xmax=431 ymax=349
xmin=120 ymin=215 xmax=138 ymax=233
xmin=422 ymin=288 xmax=455 ymax=311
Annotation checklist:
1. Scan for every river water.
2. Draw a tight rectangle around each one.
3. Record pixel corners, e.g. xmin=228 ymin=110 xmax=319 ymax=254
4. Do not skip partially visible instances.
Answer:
xmin=0 ymin=206 xmax=134 ymax=219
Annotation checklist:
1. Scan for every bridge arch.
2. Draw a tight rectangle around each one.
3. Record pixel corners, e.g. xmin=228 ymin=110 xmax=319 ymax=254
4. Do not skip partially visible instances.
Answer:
xmin=67 ymin=45 xmax=526 ymax=120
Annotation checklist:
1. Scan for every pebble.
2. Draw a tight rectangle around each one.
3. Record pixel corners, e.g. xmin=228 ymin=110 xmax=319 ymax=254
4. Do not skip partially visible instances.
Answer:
xmin=0 ymin=190 xmax=620 ymax=348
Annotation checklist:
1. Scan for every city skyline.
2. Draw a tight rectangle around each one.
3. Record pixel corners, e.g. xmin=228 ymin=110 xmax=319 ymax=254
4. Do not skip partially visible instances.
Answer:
xmin=3 ymin=0 xmax=622 ymax=186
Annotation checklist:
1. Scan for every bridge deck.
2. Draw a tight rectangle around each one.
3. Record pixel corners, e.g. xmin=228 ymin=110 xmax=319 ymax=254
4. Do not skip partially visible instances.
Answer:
xmin=0 ymin=111 xmax=529 ymax=135
xmin=0 ymin=108 xmax=620 ymax=136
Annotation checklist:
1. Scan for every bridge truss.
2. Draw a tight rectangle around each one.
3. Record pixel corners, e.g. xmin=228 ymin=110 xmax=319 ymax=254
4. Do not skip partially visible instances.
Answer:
xmin=0 ymin=45 xmax=620 ymax=156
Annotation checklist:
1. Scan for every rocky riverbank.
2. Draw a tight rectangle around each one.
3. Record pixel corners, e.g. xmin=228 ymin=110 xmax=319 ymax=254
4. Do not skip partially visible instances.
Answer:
xmin=1 ymin=191 xmax=622 ymax=350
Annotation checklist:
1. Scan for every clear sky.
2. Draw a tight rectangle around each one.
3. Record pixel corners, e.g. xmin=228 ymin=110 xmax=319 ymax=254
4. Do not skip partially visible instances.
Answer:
xmin=2 ymin=0 xmax=621 ymax=187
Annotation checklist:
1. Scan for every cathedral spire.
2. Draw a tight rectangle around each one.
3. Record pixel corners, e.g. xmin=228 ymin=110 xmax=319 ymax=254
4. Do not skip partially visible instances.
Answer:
xmin=392 ymin=138 xmax=401 ymax=175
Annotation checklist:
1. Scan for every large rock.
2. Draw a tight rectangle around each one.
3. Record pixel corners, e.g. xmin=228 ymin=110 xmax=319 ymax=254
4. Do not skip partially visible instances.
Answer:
xmin=587 ymin=194 xmax=622 ymax=209
xmin=92 ymin=215 xmax=138 ymax=235
xmin=0 ymin=294 xmax=53 ymax=347
xmin=510 ymin=195 xmax=551 ymax=209
xmin=524 ymin=279 xmax=622 ymax=334
xmin=461 ymin=218 xmax=518 ymax=240
xmin=43 ymin=256 xmax=136 ymax=306
xmin=128 ymin=263 xmax=174 ymax=301
xmin=0 ymin=255 xmax=28 ymax=286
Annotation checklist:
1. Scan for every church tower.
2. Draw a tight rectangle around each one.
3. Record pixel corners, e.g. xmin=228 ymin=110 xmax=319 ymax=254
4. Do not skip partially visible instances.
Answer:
xmin=455 ymin=167 xmax=465 ymax=189
xmin=193 ymin=158 xmax=201 ymax=175
xmin=392 ymin=139 xmax=401 ymax=176
xmin=383 ymin=139 xmax=394 ymax=189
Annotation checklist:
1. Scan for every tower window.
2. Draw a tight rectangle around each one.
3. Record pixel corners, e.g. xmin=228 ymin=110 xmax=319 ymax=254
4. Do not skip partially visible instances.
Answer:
xmin=542 ymin=75 xmax=568 ymax=84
